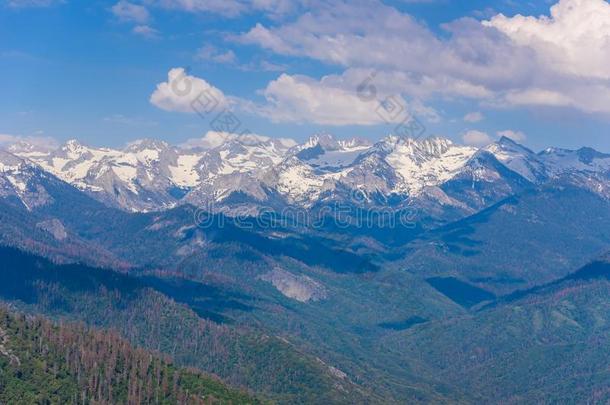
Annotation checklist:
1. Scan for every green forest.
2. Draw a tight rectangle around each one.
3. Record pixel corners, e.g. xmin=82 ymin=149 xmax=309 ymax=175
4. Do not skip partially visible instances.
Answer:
xmin=0 ymin=306 xmax=260 ymax=405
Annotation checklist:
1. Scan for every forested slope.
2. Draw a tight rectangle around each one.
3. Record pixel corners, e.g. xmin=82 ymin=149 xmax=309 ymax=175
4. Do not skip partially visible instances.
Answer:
xmin=0 ymin=306 xmax=260 ymax=404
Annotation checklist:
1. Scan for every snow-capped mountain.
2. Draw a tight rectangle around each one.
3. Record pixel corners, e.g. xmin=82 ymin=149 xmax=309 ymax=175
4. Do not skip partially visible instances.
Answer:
xmin=366 ymin=136 xmax=478 ymax=195
xmin=7 ymin=132 xmax=295 ymax=212
xmin=540 ymin=146 xmax=610 ymax=176
xmin=485 ymin=137 xmax=548 ymax=183
xmin=292 ymin=133 xmax=372 ymax=171
xmin=176 ymin=132 xmax=297 ymax=209
xmin=4 ymin=132 xmax=610 ymax=218
xmin=538 ymin=146 xmax=610 ymax=199
xmin=12 ymin=138 xmax=183 ymax=211
xmin=0 ymin=150 xmax=55 ymax=209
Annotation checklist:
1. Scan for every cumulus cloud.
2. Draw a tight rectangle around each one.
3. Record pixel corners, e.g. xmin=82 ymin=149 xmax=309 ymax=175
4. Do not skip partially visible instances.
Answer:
xmin=147 ymin=0 xmax=610 ymax=126
xmin=464 ymin=112 xmax=484 ymax=123
xmin=254 ymin=74 xmax=384 ymax=125
xmin=150 ymin=68 xmax=228 ymax=113
xmin=237 ymin=0 xmax=610 ymax=117
xmin=236 ymin=1 xmax=529 ymax=117
xmin=246 ymin=73 xmax=438 ymax=126
xmin=150 ymin=61 xmax=444 ymax=126
xmin=111 ymin=1 xmax=150 ymax=24
xmin=150 ymin=66 xmax=438 ymax=126
xmin=462 ymin=130 xmax=492 ymax=146
xmin=485 ymin=0 xmax=610 ymax=80
xmin=238 ymin=2 xmax=530 ymax=92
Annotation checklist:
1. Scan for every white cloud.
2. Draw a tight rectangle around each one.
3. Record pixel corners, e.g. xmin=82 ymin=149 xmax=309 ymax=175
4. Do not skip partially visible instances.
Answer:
xmin=150 ymin=67 xmax=427 ymax=126
xmin=237 ymin=0 xmax=610 ymax=117
xmin=144 ymin=0 xmax=610 ymax=126
xmin=237 ymin=2 xmax=529 ymax=90
xmin=111 ymin=1 xmax=150 ymax=24
xmin=485 ymin=0 xmax=610 ymax=80
xmin=464 ymin=111 xmax=484 ymax=123
xmin=148 ymin=65 xmax=440 ymax=126
xmin=236 ymin=1 xmax=527 ymax=117
xmin=239 ymin=3 xmax=442 ymax=70
xmin=462 ymin=130 xmax=492 ymax=146
xmin=133 ymin=25 xmax=159 ymax=38
xmin=143 ymin=0 xmax=296 ymax=18
xmin=497 ymin=130 xmax=526 ymax=142
xmin=5 ymin=0 xmax=63 ymax=8
xmin=150 ymin=68 xmax=228 ymax=113
xmin=257 ymin=60 xmax=287 ymax=72
xmin=197 ymin=45 xmax=237 ymax=64
xmin=148 ymin=0 xmax=243 ymax=16
xmin=246 ymin=73 xmax=438 ymax=126
xmin=503 ymin=88 xmax=573 ymax=108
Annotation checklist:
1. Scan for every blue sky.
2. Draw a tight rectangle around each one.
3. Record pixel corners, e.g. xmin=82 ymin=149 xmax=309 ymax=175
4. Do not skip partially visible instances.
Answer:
xmin=2 ymin=0 xmax=610 ymax=152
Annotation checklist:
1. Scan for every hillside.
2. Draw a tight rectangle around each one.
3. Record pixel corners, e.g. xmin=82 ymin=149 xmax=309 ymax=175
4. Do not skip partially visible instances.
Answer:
xmin=382 ymin=255 xmax=610 ymax=403
xmin=0 ymin=245 xmax=371 ymax=404
xmin=0 ymin=306 xmax=259 ymax=404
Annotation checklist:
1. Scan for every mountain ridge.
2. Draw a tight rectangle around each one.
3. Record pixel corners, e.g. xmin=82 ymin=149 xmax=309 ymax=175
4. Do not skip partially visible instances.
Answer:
xmin=4 ymin=134 xmax=609 ymax=229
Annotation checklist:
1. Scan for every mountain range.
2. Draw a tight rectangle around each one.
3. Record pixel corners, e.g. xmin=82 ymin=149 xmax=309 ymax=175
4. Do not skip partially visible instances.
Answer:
xmin=6 ymin=133 xmax=609 ymax=219
xmin=1 ymin=133 xmax=610 ymax=403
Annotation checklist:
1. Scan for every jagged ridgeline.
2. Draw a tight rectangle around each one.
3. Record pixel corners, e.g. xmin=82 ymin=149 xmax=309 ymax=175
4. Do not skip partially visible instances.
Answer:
xmin=0 ymin=306 xmax=261 ymax=404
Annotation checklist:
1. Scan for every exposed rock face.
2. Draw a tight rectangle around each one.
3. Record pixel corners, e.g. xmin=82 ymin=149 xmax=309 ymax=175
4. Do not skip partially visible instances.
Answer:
xmin=260 ymin=268 xmax=327 ymax=303
xmin=36 ymin=219 xmax=68 ymax=241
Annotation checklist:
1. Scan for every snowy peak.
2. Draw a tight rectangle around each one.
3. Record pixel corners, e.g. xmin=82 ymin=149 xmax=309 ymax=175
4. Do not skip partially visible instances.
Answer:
xmin=299 ymin=133 xmax=338 ymax=151
xmin=368 ymin=136 xmax=454 ymax=158
xmin=485 ymin=136 xmax=547 ymax=183
xmin=7 ymin=139 xmax=184 ymax=211
xmin=410 ymin=137 xmax=455 ymax=157
xmin=296 ymin=134 xmax=371 ymax=154
xmin=183 ymin=131 xmax=296 ymax=151
xmin=379 ymin=137 xmax=477 ymax=194
xmin=539 ymin=145 xmax=610 ymax=176
xmin=338 ymin=137 xmax=372 ymax=150
xmin=60 ymin=139 xmax=99 ymax=160
xmin=0 ymin=150 xmax=54 ymax=209
xmin=4 ymin=133 xmax=610 ymax=214
xmin=293 ymin=134 xmax=371 ymax=172
xmin=171 ymin=132 xmax=298 ymax=207
xmin=124 ymin=138 xmax=170 ymax=153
